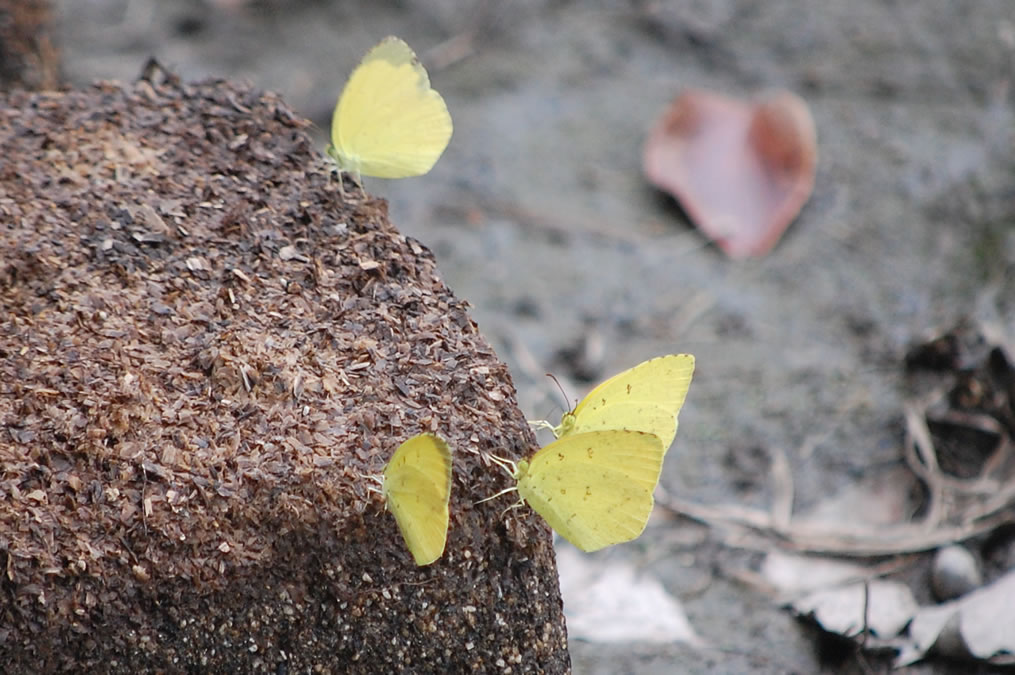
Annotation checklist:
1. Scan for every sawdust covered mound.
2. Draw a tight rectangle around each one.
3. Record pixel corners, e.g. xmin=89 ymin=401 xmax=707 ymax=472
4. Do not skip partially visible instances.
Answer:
xmin=0 ymin=66 xmax=568 ymax=673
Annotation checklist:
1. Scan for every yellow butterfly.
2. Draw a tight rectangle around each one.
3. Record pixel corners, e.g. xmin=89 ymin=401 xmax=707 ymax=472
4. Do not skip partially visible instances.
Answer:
xmin=486 ymin=430 xmax=665 ymax=552
xmin=381 ymin=433 xmax=453 ymax=566
xmin=543 ymin=354 xmax=695 ymax=453
xmin=328 ymin=36 xmax=453 ymax=182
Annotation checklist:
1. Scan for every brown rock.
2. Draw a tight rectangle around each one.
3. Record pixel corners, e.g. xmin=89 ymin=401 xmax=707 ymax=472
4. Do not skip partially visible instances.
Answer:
xmin=0 ymin=64 xmax=569 ymax=672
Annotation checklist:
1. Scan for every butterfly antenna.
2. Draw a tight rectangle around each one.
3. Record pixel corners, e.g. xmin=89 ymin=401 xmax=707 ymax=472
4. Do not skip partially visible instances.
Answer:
xmin=527 ymin=373 xmax=570 ymax=433
xmin=546 ymin=372 xmax=574 ymax=412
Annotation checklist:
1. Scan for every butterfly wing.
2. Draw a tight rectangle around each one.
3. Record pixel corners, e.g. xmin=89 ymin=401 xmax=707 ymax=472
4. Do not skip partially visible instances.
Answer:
xmin=557 ymin=354 xmax=695 ymax=452
xmin=331 ymin=37 xmax=453 ymax=179
xmin=516 ymin=430 xmax=664 ymax=552
xmin=382 ymin=433 xmax=453 ymax=566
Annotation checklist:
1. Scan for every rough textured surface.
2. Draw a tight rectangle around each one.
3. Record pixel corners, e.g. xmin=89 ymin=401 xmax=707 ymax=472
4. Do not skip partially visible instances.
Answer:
xmin=0 ymin=68 xmax=569 ymax=672
xmin=0 ymin=0 xmax=60 ymax=91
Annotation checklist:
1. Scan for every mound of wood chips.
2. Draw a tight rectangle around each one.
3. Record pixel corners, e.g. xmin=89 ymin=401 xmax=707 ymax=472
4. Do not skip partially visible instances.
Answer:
xmin=0 ymin=65 xmax=568 ymax=672
xmin=0 ymin=0 xmax=60 ymax=91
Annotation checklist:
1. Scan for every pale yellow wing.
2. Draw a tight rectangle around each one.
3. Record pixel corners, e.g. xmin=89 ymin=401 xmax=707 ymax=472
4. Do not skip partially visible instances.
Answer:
xmin=556 ymin=354 xmax=695 ymax=452
xmin=516 ymin=430 xmax=664 ymax=552
xmin=330 ymin=36 xmax=453 ymax=179
xmin=382 ymin=433 xmax=453 ymax=566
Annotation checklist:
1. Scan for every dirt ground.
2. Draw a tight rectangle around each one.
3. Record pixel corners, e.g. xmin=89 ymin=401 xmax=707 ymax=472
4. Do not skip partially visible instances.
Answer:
xmin=52 ymin=1 xmax=1015 ymax=672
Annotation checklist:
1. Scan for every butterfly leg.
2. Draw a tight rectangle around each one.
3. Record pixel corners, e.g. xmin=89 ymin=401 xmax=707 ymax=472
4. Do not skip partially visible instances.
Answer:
xmin=483 ymin=453 xmax=518 ymax=477
xmin=358 ymin=472 xmax=384 ymax=497
xmin=475 ymin=453 xmax=524 ymax=505
xmin=335 ymin=170 xmax=366 ymax=202
xmin=474 ymin=484 xmax=518 ymax=506
xmin=344 ymin=171 xmax=366 ymax=201
xmin=499 ymin=497 xmax=526 ymax=519
xmin=354 ymin=172 xmax=365 ymax=195
xmin=336 ymin=171 xmax=347 ymax=200
xmin=527 ymin=419 xmax=556 ymax=433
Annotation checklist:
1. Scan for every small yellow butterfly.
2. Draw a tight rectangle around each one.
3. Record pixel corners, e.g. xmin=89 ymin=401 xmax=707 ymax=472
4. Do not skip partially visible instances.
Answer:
xmin=486 ymin=430 xmax=665 ymax=552
xmin=328 ymin=36 xmax=453 ymax=182
xmin=382 ymin=433 xmax=453 ymax=566
xmin=545 ymin=354 xmax=695 ymax=453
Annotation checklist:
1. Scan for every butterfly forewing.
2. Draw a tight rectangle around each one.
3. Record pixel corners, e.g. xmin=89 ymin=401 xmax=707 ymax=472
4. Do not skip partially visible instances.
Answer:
xmin=559 ymin=354 xmax=695 ymax=452
xmin=332 ymin=37 xmax=452 ymax=178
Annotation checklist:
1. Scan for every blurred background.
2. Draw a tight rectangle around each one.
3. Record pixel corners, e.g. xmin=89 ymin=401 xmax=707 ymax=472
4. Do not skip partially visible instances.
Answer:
xmin=49 ymin=1 xmax=1015 ymax=672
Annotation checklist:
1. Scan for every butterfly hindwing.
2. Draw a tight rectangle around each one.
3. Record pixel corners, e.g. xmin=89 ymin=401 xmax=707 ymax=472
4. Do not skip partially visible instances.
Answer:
xmin=383 ymin=433 xmax=452 ymax=566
xmin=331 ymin=37 xmax=452 ymax=179
xmin=516 ymin=430 xmax=664 ymax=552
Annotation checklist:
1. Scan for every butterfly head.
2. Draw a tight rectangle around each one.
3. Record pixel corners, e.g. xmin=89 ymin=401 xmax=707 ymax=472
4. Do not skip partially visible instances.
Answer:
xmin=554 ymin=412 xmax=578 ymax=438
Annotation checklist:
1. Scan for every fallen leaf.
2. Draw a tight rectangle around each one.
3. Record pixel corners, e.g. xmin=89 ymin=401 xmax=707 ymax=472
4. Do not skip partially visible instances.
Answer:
xmin=556 ymin=544 xmax=703 ymax=645
xmin=783 ymin=562 xmax=1015 ymax=667
xmin=897 ymin=568 xmax=1015 ymax=666
xmin=643 ymin=89 xmax=817 ymax=258
xmin=791 ymin=579 xmax=918 ymax=639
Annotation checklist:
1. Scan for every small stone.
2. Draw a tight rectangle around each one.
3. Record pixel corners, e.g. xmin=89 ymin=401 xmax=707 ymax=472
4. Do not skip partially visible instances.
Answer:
xmin=931 ymin=545 xmax=982 ymax=601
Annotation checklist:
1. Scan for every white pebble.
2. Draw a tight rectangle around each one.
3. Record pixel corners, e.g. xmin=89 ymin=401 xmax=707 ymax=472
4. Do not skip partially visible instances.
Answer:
xmin=931 ymin=545 xmax=982 ymax=601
